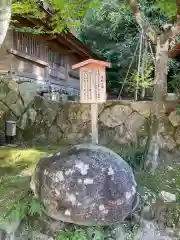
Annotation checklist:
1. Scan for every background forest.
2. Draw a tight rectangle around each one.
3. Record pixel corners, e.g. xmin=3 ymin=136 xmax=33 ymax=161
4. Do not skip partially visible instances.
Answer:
xmin=78 ymin=0 xmax=180 ymax=99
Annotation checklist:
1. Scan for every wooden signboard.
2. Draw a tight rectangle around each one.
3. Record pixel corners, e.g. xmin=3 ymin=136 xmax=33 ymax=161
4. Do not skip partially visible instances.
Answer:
xmin=72 ymin=59 xmax=111 ymax=144
xmin=79 ymin=67 xmax=106 ymax=103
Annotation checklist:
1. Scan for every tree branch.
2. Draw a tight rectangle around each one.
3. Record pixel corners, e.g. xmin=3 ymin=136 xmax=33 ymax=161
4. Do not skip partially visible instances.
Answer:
xmin=159 ymin=0 xmax=180 ymax=44
xmin=159 ymin=24 xmax=180 ymax=44
xmin=127 ymin=0 xmax=157 ymax=43
xmin=128 ymin=0 xmax=180 ymax=46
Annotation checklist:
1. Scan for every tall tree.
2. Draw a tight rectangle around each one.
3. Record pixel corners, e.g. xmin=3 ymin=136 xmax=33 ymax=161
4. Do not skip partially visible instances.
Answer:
xmin=127 ymin=0 xmax=180 ymax=173
xmin=0 ymin=0 xmax=11 ymax=46
xmin=79 ymin=0 xmax=169 ymax=95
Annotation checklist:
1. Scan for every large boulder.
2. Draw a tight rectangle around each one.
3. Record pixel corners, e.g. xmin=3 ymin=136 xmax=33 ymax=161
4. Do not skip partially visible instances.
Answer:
xmin=32 ymin=144 xmax=138 ymax=226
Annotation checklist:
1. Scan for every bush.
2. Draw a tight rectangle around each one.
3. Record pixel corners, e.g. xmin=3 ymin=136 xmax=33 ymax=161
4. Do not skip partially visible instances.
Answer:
xmin=115 ymin=147 xmax=145 ymax=171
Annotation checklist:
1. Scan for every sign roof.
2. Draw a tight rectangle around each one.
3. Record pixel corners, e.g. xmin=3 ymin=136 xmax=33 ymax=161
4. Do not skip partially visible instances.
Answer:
xmin=72 ymin=59 xmax=111 ymax=70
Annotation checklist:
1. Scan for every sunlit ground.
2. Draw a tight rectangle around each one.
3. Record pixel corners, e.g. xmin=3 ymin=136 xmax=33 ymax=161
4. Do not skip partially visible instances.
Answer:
xmin=0 ymin=144 xmax=69 ymax=223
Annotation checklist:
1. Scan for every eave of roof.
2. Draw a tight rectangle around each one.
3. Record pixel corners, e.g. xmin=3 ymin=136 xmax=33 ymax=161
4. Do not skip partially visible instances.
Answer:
xmin=35 ymin=3 xmax=94 ymax=59
xmin=56 ymin=31 xmax=93 ymax=58
xmin=12 ymin=6 xmax=94 ymax=59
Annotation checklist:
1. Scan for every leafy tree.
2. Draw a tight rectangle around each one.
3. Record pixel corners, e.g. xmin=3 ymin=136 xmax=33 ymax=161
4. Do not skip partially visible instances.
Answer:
xmin=127 ymin=0 xmax=180 ymax=173
xmin=12 ymin=0 xmax=99 ymax=32
xmin=155 ymin=0 xmax=177 ymax=18
xmin=127 ymin=56 xmax=154 ymax=99
xmin=0 ymin=0 xmax=99 ymax=47
xmin=79 ymin=0 xmax=180 ymax=172
xmin=78 ymin=0 xmax=169 ymax=95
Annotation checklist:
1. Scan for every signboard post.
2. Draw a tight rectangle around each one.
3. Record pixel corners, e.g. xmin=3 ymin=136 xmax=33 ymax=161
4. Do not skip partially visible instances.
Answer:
xmin=72 ymin=59 xmax=111 ymax=144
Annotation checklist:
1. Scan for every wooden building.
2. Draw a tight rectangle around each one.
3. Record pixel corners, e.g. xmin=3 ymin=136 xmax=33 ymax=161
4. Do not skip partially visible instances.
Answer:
xmin=0 ymin=4 xmax=92 ymax=100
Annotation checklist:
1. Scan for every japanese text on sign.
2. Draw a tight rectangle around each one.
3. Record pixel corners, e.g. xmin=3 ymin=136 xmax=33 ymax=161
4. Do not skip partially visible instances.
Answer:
xmin=80 ymin=68 xmax=106 ymax=103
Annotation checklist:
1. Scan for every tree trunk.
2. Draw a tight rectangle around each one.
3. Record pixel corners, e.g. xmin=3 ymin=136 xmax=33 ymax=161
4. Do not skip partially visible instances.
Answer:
xmin=0 ymin=0 xmax=11 ymax=47
xmin=144 ymin=38 xmax=169 ymax=173
xmin=127 ymin=0 xmax=180 ymax=173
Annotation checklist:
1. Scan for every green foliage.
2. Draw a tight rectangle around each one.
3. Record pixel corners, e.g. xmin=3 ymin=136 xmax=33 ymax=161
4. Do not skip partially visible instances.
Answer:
xmin=10 ymin=0 xmax=180 ymax=96
xmin=12 ymin=26 xmax=47 ymax=34
xmin=126 ymin=56 xmax=154 ymax=97
xmin=176 ymin=104 xmax=180 ymax=116
xmin=56 ymin=228 xmax=86 ymax=240
xmin=56 ymin=224 xmax=140 ymax=240
xmin=87 ymin=227 xmax=106 ymax=240
xmin=123 ymin=223 xmax=139 ymax=240
xmin=176 ymin=166 xmax=180 ymax=201
xmin=12 ymin=0 xmax=41 ymax=17
xmin=8 ymin=176 xmax=31 ymax=183
xmin=50 ymin=0 xmax=100 ymax=32
xmin=12 ymin=0 xmax=99 ymax=33
xmin=28 ymin=197 xmax=43 ymax=217
xmin=124 ymin=149 xmax=145 ymax=171
xmin=168 ymin=73 xmax=180 ymax=97
xmin=79 ymin=0 xmax=169 ymax=93
xmin=115 ymin=147 xmax=145 ymax=171
xmin=154 ymin=0 xmax=177 ymax=17
xmin=136 ymin=165 xmax=177 ymax=194
xmin=56 ymin=226 xmax=105 ymax=240
xmin=2 ymin=195 xmax=44 ymax=224
xmin=167 ymin=205 xmax=180 ymax=227
xmin=0 ymin=174 xmax=42 ymax=226
xmin=168 ymin=59 xmax=180 ymax=97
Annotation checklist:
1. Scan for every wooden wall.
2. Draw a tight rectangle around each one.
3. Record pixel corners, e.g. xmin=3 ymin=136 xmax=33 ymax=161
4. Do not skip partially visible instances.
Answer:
xmin=1 ymin=29 xmax=82 ymax=91
xmin=67 ymin=54 xmax=81 ymax=89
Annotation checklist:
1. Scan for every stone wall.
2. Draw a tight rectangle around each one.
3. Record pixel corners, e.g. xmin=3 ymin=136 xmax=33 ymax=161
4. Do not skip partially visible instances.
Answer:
xmin=0 ymin=79 xmax=180 ymax=163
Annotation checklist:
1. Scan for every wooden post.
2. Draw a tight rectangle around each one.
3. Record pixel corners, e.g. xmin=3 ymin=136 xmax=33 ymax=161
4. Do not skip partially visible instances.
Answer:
xmin=91 ymin=103 xmax=98 ymax=144
xmin=72 ymin=59 xmax=111 ymax=145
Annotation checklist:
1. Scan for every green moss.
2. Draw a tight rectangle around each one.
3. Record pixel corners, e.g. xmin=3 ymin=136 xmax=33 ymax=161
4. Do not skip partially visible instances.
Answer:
xmin=0 ymin=144 xmax=69 ymax=177
xmin=0 ymin=144 xmax=68 ymax=227
xmin=0 ymin=147 xmax=48 ymax=177
xmin=55 ymin=226 xmax=106 ymax=240
xmin=136 ymin=165 xmax=177 ymax=194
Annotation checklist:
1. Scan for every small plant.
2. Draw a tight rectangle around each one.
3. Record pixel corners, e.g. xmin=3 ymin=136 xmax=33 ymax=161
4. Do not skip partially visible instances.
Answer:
xmin=123 ymin=223 xmax=139 ymax=240
xmin=56 ymin=226 xmax=105 ymax=240
xmin=2 ymin=194 xmax=43 ymax=224
xmin=126 ymin=58 xmax=154 ymax=99
xmin=87 ymin=227 xmax=106 ymax=240
xmin=0 ymin=176 xmax=43 ymax=226
xmin=56 ymin=228 xmax=87 ymax=240
xmin=115 ymin=147 xmax=145 ymax=171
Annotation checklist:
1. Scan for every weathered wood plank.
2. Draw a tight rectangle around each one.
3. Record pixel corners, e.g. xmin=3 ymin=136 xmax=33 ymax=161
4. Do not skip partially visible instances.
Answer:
xmin=8 ymin=49 xmax=48 ymax=66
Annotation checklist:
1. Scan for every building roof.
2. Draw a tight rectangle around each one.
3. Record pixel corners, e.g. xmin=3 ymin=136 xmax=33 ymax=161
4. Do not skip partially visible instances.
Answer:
xmin=55 ymin=31 xmax=93 ymax=59
xmin=72 ymin=59 xmax=111 ymax=69
xmin=37 ymin=2 xmax=94 ymax=59
xmin=12 ymin=3 xmax=93 ymax=59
